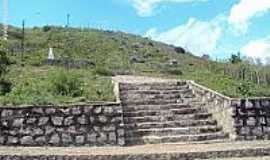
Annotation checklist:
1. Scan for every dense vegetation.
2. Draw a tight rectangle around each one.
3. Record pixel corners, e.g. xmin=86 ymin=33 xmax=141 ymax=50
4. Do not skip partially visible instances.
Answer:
xmin=1 ymin=25 xmax=270 ymax=105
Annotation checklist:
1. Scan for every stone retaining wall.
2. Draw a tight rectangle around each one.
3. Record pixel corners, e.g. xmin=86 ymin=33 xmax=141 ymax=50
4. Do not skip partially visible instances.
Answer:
xmin=0 ymin=103 xmax=125 ymax=146
xmin=232 ymin=98 xmax=270 ymax=140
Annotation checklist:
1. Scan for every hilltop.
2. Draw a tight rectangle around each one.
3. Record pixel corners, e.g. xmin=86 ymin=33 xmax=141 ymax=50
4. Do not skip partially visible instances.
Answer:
xmin=0 ymin=25 xmax=270 ymax=105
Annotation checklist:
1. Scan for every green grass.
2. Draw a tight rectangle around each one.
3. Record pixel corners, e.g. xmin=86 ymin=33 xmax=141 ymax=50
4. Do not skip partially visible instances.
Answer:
xmin=0 ymin=65 xmax=115 ymax=105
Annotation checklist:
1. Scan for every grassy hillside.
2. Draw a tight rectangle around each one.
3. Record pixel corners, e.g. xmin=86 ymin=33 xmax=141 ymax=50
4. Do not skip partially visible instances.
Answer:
xmin=1 ymin=25 xmax=270 ymax=105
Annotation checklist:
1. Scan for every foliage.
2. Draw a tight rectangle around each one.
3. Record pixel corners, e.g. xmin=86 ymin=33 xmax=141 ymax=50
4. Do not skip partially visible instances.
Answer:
xmin=230 ymin=52 xmax=242 ymax=64
xmin=48 ymin=69 xmax=84 ymax=97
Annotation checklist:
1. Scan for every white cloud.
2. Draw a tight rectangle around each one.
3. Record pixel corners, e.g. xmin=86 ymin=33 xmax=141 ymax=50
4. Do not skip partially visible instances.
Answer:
xmin=229 ymin=0 xmax=270 ymax=33
xmin=144 ymin=16 xmax=224 ymax=56
xmin=130 ymin=0 xmax=206 ymax=17
xmin=241 ymin=37 xmax=270 ymax=63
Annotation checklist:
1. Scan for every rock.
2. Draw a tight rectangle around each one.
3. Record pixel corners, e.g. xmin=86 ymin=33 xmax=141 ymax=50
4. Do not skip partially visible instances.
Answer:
xmin=26 ymin=118 xmax=37 ymax=124
xmin=0 ymin=136 xmax=5 ymax=144
xmin=103 ymin=125 xmax=115 ymax=132
xmin=89 ymin=117 xmax=95 ymax=123
xmin=71 ymin=107 xmax=82 ymax=115
xmin=130 ymin=55 xmax=145 ymax=63
xmin=31 ymin=108 xmax=44 ymax=114
xmin=49 ymin=134 xmax=60 ymax=145
xmin=97 ymin=133 xmax=107 ymax=143
xmin=99 ymin=116 xmax=108 ymax=123
xmin=262 ymin=100 xmax=270 ymax=107
xmin=62 ymin=133 xmax=73 ymax=144
xmin=32 ymin=128 xmax=44 ymax=136
xmin=51 ymin=117 xmax=64 ymax=126
xmin=38 ymin=117 xmax=49 ymax=126
xmin=117 ymin=129 xmax=125 ymax=137
xmin=94 ymin=107 xmax=102 ymax=114
xmin=77 ymin=115 xmax=87 ymax=125
xmin=169 ymin=59 xmax=178 ymax=66
xmin=104 ymin=107 xmax=114 ymax=114
xmin=64 ymin=117 xmax=74 ymax=126
xmin=118 ymin=137 xmax=125 ymax=146
xmin=45 ymin=108 xmax=56 ymax=114
xmin=60 ymin=108 xmax=71 ymax=115
xmin=35 ymin=136 xmax=46 ymax=145
xmin=12 ymin=118 xmax=24 ymax=127
xmin=1 ymin=110 xmax=13 ymax=117
xmin=87 ymin=133 xmax=97 ymax=143
xmin=20 ymin=136 xmax=34 ymax=145
xmin=19 ymin=127 xmax=32 ymax=135
xmin=7 ymin=136 xmax=18 ymax=144
xmin=109 ymin=132 xmax=116 ymax=142
xmin=45 ymin=126 xmax=55 ymax=135
xmin=247 ymin=117 xmax=256 ymax=126
xmin=245 ymin=101 xmax=253 ymax=109
xmin=75 ymin=136 xmax=85 ymax=144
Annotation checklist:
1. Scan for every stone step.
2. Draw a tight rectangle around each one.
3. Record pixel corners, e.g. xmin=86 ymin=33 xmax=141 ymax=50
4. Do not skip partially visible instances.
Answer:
xmin=120 ymin=89 xmax=191 ymax=95
xmin=124 ymin=119 xmax=218 ymax=129
xmin=122 ymin=99 xmax=195 ymax=105
xmin=120 ymin=94 xmax=196 ymax=103
xmin=123 ymin=113 xmax=213 ymax=123
xmin=119 ymin=82 xmax=188 ymax=91
xmin=123 ymin=107 xmax=206 ymax=117
xmin=125 ymin=132 xmax=229 ymax=145
xmin=125 ymin=126 xmax=223 ymax=137
xmin=123 ymin=104 xmax=194 ymax=112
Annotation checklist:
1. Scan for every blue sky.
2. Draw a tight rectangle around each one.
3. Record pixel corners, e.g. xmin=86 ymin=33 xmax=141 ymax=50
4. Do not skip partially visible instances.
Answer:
xmin=1 ymin=0 xmax=270 ymax=61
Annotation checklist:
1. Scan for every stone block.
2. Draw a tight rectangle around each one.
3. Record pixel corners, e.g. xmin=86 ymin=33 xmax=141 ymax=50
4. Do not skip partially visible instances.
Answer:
xmin=35 ymin=136 xmax=46 ymax=145
xmin=64 ymin=117 xmax=74 ymax=126
xmin=38 ymin=117 xmax=49 ymax=126
xmin=51 ymin=117 xmax=64 ymax=126
xmin=87 ymin=133 xmax=97 ymax=143
xmin=20 ymin=136 xmax=34 ymax=145
xmin=62 ymin=133 xmax=73 ymax=144
xmin=31 ymin=108 xmax=44 ymax=114
xmin=75 ymin=136 xmax=85 ymax=144
xmin=49 ymin=134 xmax=60 ymax=145
xmin=45 ymin=108 xmax=56 ymax=114
xmin=7 ymin=136 xmax=18 ymax=144
xmin=94 ymin=106 xmax=102 ymax=115
xmin=77 ymin=115 xmax=87 ymax=125
xmin=1 ymin=110 xmax=13 ymax=117
xmin=99 ymin=116 xmax=108 ymax=123
xmin=12 ymin=118 xmax=24 ymax=127
xmin=26 ymin=118 xmax=37 ymax=124
xmin=71 ymin=107 xmax=82 ymax=115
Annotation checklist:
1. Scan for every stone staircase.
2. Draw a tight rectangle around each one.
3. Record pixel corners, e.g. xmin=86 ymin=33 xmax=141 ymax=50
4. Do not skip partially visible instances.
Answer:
xmin=119 ymin=81 xmax=229 ymax=145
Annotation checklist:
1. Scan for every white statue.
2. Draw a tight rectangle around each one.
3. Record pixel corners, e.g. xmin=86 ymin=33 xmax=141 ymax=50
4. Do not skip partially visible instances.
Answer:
xmin=48 ymin=48 xmax=54 ymax=60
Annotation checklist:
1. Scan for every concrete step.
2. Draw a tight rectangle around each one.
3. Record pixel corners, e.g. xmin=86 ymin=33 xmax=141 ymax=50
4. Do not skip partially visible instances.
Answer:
xmin=123 ymin=113 xmax=213 ymax=123
xmin=125 ymin=126 xmax=223 ymax=137
xmin=120 ymin=89 xmax=191 ymax=95
xmin=123 ymin=107 xmax=206 ymax=117
xmin=124 ymin=119 xmax=218 ymax=129
xmin=119 ymin=82 xmax=188 ymax=91
xmin=126 ymin=132 xmax=229 ymax=145
xmin=122 ymin=99 xmax=195 ymax=105
xmin=122 ymin=104 xmax=194 ymax=112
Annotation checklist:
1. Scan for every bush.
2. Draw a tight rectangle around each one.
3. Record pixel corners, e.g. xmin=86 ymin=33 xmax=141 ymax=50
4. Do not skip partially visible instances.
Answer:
xmin=49 ymin=70 xmax=84 ymax=97
xmin=0 ymin=79 xmax=12 ymax=95
xmin=94 ymin=66 xmax=114 ymax=76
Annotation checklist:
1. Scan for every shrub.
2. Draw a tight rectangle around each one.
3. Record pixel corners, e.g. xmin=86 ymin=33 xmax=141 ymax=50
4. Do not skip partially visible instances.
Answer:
xmin=0 ymin=78 xmax=12 ymax=95
xmin=49 ymin=70 xmax=84 ymax=97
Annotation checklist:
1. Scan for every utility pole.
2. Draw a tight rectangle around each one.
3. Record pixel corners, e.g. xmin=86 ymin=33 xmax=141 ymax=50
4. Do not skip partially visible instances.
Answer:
xmin=2 ymin=0 xmax=8 ymax=40
xmin=21 ymin=20 xmax=25 ymax=61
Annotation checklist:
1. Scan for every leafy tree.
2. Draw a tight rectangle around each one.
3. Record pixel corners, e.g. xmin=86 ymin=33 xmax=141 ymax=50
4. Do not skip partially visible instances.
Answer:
xmin=230 ymin=52 xmax=242 ymax=64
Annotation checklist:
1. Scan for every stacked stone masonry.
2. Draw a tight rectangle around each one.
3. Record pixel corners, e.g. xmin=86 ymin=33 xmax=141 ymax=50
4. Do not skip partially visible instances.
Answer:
xmin=0 ymin=103 xmax=125 ymax=146
xmin=232 ymin=98 xmax=270 ymax=140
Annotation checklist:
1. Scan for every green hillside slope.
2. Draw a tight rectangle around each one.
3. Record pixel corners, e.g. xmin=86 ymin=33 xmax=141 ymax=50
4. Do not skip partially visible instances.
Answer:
xmin=1 ymin=25 xmax=270 ymax=105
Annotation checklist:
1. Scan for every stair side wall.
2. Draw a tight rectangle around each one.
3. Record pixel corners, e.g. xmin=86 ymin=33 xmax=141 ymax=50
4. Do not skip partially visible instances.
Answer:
xmin=188 ymin=81 xmax=236 ymax=140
